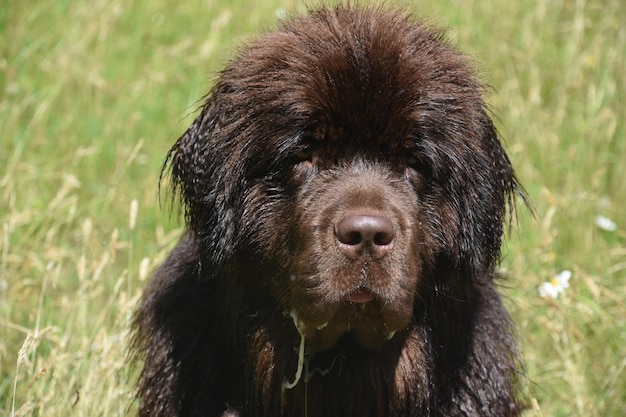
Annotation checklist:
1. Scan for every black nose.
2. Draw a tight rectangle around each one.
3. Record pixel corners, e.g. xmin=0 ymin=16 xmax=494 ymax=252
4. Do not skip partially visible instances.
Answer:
xmin=334 ymin=215 xmax=395 ymax=260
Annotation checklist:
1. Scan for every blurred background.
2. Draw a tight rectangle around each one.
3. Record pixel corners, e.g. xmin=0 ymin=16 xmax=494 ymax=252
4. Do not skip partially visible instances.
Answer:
xmin=1 ymin=0 xmax=624 ymax=415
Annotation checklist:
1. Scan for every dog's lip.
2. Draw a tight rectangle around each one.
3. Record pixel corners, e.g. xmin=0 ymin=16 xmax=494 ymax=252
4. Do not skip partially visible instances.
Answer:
xmin=345 ymin=288 xmax=376 ymax=303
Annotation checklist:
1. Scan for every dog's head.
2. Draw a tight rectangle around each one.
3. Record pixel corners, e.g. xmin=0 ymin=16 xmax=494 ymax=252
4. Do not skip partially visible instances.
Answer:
xmin=164 ymin=6 xmax=520 ymax=351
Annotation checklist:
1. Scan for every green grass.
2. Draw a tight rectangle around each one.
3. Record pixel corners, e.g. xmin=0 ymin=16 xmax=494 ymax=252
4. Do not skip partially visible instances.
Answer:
xmin=1 ymin=0 xmax=624 ymax=415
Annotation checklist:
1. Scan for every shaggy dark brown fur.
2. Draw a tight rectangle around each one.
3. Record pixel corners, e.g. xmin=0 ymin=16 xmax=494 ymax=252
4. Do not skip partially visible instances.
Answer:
xmin=132 ymin=5 xmax=525 ymax=417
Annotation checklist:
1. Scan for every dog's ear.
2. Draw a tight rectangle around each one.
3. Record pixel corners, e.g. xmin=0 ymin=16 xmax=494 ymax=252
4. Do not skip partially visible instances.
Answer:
xmin=458 ymin=114 xmax=519 ymax=279
xmin=419 ymin=93 xmax=520 ymax=282
xmin=162 ymin=94 xmax=242 ymax=274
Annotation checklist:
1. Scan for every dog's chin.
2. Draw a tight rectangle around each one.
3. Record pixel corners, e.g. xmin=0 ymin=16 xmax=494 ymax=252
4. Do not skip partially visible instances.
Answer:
xmin=295 ymin=299 xmax=411 ymax=352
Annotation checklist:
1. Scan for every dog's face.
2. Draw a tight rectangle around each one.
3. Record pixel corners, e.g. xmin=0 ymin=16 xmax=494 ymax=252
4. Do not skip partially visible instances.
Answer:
xmin=166 ymin=8 xmax=517 ymax=352
xmin=284 ymin=160 xmax=422 ymax=350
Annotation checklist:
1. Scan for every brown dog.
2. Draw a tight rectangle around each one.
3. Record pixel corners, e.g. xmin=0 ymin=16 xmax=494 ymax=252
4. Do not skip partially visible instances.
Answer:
xmin=132 ymin=5 xmax=525 ymax=417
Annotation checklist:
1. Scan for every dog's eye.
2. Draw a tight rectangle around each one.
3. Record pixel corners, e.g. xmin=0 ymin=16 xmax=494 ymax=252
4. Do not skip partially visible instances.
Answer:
xmin=294 ymin=148 xmax=313 ymax=162
xmin=405 ymin=154 xmax=432 ymax=180
xmin=293 ymin=148 xmax=313 ymax=164
xmin=406 ymin=155 xmax=420 ymax=171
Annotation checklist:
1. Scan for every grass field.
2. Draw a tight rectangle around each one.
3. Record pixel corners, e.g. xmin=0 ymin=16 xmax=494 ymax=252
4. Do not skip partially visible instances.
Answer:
xmin=1 ymin=0 xmax=624 ymax=415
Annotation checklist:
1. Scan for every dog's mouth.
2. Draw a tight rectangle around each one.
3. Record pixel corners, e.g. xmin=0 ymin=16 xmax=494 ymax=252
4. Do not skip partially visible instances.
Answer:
xmin=345 ymin=286 xmax=376 ymax=303
xmin=281 ymin=298 xmax=401 ymax=391
xmin=287 ymin=283 xmax=408 ymax=353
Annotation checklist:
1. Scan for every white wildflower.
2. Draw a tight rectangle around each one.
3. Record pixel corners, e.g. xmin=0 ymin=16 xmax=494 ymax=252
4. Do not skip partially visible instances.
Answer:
xmin=538 ymin=270 xmax=571 ymax=299
xmin=595 ymin=215 xmax=617 ymax=232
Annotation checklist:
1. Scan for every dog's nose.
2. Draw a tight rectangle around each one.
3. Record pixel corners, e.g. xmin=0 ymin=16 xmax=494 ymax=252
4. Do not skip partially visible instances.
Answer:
xmin=334 ymin=215 xmax=395 ymax=260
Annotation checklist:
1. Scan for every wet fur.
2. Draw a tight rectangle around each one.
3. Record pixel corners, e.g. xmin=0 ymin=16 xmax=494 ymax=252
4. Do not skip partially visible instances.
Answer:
xmin=132 ymin=5 xmax=525 ymax=417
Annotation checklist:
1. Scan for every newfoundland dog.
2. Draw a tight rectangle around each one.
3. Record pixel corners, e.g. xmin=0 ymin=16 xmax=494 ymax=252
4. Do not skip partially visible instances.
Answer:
xmin=132 ymin=5 xmax=525 ymax=417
